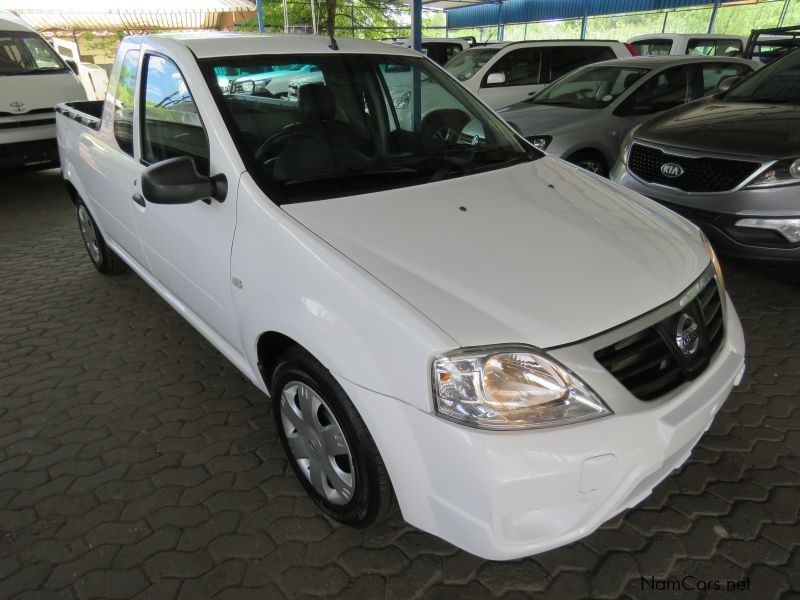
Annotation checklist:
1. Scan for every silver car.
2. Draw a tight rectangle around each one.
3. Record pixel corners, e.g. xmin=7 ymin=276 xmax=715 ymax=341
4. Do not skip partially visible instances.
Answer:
xmin=612 ymin=49 xmax=800 ymax=261
xmin=498 ymin=55 xmax=758 ymax=176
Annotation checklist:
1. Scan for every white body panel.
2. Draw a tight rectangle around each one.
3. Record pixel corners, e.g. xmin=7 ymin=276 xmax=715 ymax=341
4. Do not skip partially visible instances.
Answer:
xmin=57 ymin=32 xmax=745 ymax=560
xmin=628 ymin=33 xmax=748 ymax=56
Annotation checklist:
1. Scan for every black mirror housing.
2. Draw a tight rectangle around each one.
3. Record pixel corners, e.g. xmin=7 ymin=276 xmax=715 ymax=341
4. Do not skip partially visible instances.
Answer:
xmin=142 ymin=157 xmax=225 ymax=205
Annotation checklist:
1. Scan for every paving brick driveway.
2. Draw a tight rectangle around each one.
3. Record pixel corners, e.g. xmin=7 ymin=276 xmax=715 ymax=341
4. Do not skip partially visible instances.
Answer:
xmin=1 ymin=169 xmax=798 ymax=600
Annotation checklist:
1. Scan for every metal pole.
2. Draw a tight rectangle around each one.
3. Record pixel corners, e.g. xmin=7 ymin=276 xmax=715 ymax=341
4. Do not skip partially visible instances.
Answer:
xmin=256 ymin=0 xmax=264 ymax=32
xmin=411 ymin=0 xmax=422 ymax=51
xmin=580 ymin=0 xmax=588 ymax=39
xmin=707 ymin=0 xmax=721 ymax=33
xmin=497 ymin=1 xmax=504 ymax=41
xmin=283 ymin=0 xmax=289 ymax=32
xmin=778 ymin=0 xmax=790 ymax=26
xmin=310 ymin=0 xmax=317 ymax=34
xmin=524 ymin=21 xmax=527 ymax=40
xmin=661 ymin=11 xmax=668 ymax=33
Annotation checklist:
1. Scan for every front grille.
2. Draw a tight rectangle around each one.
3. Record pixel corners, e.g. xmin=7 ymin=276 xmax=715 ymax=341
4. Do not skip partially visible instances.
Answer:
xmin=595 ymin=279 xmax=725 ymax=400
xmin=0 ymin=118 xmax=55 ymax=130
xmin=0 ymin=107 xmax=54 ymax=118
xmin=629 ymin=143 xmax=760 ymax=193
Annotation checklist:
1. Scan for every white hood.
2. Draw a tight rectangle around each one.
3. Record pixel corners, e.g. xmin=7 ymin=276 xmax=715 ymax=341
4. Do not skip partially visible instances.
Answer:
xmin=0 ymin=73 xmax=86 ymax=114
xmin=283 ymin=157 xmax=709 ymax=348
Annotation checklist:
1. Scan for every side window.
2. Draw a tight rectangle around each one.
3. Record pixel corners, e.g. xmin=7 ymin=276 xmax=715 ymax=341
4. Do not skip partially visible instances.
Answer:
xmin=141 ymin=54 xmax=209 ymax=174
xmin=485 ymin=48 xmax=543 ymax=87
xmin=112 ymin=50 xmax=139 ymax=157
xmin=623 ymin=65 xmax=695 ymax=114
xmin=687 ymin=39 xmax=743 ymax=57
xmin=549 ymin=46 xmax=615 ymax=82
xmin=701 ymin=63 xmax=750 ymax=94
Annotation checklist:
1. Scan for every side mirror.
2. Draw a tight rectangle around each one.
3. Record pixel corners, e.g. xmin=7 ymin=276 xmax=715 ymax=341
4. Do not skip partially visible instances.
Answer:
xmin=142 ymin=157 xmax=226 ymax=205
xmin=485 ymin=72 xmax=506 ymax=86
xmin=65 ymin=58 xmax=80 ymax=75
xmin=716 ymin=75 xmax=742 ymax=93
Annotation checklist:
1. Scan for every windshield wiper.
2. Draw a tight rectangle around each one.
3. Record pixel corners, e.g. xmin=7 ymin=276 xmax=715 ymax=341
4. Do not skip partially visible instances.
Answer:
xmin=283 ymin=165 xmax=418 ymax=186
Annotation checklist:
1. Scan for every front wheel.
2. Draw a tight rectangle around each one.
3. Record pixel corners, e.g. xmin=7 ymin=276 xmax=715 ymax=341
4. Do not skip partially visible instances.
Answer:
xmin=272 ymin=347 xmax=396 ymax=526
xmin=76 ymin=200 xmax=126 ymax=275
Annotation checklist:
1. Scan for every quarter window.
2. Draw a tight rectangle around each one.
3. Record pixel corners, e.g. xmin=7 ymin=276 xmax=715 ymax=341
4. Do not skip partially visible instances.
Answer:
xmin=631 ymin=39 xmax=673 ymax=56
xmin=112 ymin=49 xmax=139 ymax=157
xmin=141 ymin=54 xmax=209 ymax=174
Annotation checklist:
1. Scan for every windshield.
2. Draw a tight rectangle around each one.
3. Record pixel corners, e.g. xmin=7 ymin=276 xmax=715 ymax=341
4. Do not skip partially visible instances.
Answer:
xmin=0 ymin=30 xmax=68 ymax=76
xmin=725 ymin=49 xmax=800 ymax=103
xmin=444 ymin=47 xmax=499 ymax=81
xmin=533 ymin=65 xmax=650 ymax=108
xmin=202 ymin=54 xmax=538 ymax=203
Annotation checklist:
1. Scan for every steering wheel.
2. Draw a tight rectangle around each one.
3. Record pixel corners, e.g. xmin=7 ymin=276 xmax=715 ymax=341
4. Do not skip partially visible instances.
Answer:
xmin=421 ymin=109 xmax=471 ymax=144
xmin=254 ymin=123 xmax=316 ymax=164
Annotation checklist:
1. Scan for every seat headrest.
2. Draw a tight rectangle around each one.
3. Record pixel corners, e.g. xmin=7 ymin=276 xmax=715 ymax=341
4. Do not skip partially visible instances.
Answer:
xmin=298 ymin=83 xmax=336 ymax=122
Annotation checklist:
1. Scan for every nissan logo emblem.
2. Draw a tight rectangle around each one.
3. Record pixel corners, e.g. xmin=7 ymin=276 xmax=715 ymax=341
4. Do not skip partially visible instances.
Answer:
xmin=661 ymin=162 xmax=684 ymax=178
xmin=675 ymin=313 xmax=700 ymax=355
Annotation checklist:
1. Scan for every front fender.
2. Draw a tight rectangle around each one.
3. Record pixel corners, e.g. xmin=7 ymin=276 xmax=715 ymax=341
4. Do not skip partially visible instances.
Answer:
xmin=231 ymin=173 xmax=457 ymax=411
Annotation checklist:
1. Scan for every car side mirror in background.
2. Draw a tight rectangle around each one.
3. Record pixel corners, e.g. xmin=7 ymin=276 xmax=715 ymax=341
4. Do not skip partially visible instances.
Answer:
xmin=65 ymin=58 xmax=79 ymax=75
xmin=142 ymin=157 xmax=227 ymax=205
xmin=485 ymin=72 xmax=506 ymax=86
xmin=716 ymin=75 xmax=743 ymax=93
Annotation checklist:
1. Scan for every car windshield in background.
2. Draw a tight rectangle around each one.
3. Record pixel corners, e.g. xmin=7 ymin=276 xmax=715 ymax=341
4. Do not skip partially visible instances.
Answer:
xmin=533 ymin=65 xmax=650 ymax=108
xmin=725 ymin=49 xmax=800 ymax=103
xmin=444 ymin=47 xmax=500 ymax=81
xmin=0 ymin=30 xmax=68 ymax=75
xmin=202 ymin=54 xmax=538 ymax=203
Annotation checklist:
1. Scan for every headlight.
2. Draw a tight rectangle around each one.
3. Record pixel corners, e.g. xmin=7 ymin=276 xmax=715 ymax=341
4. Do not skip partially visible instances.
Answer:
xmin=526 ymin=135 xmax=552 ymax=151
xmin=747 ymin=158 xmax=800 ymax=188
xmin=432 ymin=347 xmax=611 ymax=430
xmin=391 ymin=90 xmax=411 ymax=109
xmin=620 ymin=124 xmax=642 ymax=166
xmin=701 ymin=231 xmax=726 ymax=301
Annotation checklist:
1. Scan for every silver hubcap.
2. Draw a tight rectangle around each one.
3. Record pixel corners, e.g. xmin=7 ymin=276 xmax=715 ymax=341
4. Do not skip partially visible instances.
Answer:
xmin=280 ymin=381 xmax=355 ymax=505
xmin=77 ymin=205 xmax=101 ymax=264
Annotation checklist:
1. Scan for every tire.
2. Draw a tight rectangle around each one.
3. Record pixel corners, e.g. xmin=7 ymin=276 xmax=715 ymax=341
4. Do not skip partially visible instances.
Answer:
xmin=567 ymin=150 xmax=609 ymax=177
xmin=271 ymin=347 xmax=396 ymax=526
xmin=76 ymin=200 xmax=126 ymax=275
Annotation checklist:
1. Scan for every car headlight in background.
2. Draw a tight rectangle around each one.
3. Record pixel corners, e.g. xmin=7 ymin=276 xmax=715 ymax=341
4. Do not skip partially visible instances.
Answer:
xmin=432 ymin=347 xmax=611 ymax=430
xmin=391 ymin=90 xmax=411 ymax=109
xmin=526 ymin=135 xmax=552 ymax=151
xmin=619 ymin=124 xmax=642 ymax=166
xmin=747 ymin=158 xmax=800 ymax=188
xmin=701 ymin=231 xmax=727 ymax=314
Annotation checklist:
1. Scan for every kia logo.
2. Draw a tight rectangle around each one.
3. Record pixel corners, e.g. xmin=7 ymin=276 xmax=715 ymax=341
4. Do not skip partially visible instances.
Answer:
xmin=9 ymin=101 xmax=25 ymax=114
xmin=661 ymin=163 xmax=684 ymax=178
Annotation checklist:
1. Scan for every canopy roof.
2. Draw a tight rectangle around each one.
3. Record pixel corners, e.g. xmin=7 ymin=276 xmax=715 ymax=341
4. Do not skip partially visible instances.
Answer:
xmin=0 ymin=0 xmax=256 ymax=31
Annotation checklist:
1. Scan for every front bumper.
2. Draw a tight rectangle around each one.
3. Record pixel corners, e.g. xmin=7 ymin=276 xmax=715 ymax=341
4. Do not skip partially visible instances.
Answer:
xmin=341 ymin=298 xmax=745 ymax=560
xmin=611 ymin=161 xmax=800 ymax=261
xmin=0 ymin=138 xmax=60 ymax=171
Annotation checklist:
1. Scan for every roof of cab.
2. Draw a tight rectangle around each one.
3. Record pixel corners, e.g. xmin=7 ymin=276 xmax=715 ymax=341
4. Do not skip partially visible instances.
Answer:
xmin=0 ymin=11 xmax=37 ymax=32
xmin=146 ymin=32 xmax=421 ymax=59
xmin=598 ymin=54 xmax=754 ymax=68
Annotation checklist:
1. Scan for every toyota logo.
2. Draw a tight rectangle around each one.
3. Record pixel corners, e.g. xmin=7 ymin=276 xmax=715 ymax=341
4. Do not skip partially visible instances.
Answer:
xmin=675 ymin=313 xmax=700 ymax=355
xmin=9 ymin=101 xmax=25 ymax=114
xmin=661 ymin=163 xmax=684 ymax=178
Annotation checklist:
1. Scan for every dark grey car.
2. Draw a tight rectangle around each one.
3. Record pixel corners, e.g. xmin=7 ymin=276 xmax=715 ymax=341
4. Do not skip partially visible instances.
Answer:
xmin=498 ymin=55 xmax=757 ymax=176
xmin=612 ymin=49 xmax=800 ymax=261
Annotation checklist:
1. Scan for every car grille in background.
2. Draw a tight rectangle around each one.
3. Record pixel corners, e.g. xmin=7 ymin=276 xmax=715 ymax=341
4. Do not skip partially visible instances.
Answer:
xmin=628 ymin=143 xmax=760 ymax=193
xmin=595 ymin=278 xmax=725 ymax=400
xmin=0 ymin=118 xmax=56 ymax=130
xmin=0 ymin=107 xmax=55 ymax=118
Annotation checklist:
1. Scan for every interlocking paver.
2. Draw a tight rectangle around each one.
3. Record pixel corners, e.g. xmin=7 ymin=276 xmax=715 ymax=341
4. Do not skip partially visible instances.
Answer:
xmin=1 ymin=169 xmax=798 ymax=599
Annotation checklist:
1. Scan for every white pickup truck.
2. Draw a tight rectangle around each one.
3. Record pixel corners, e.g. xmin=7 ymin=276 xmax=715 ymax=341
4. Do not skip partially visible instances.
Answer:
xmin=57 ymin=32 xmax=745 ymax=560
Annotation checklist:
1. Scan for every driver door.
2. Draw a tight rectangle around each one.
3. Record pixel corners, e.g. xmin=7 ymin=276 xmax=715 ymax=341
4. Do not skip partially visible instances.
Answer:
xmin=131 ymin=52 xmax=242 ymax=351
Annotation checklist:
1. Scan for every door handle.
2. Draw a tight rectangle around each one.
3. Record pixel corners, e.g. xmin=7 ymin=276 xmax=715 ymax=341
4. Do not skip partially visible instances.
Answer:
xmin=132 ymin=193 xmax=145 ymax=207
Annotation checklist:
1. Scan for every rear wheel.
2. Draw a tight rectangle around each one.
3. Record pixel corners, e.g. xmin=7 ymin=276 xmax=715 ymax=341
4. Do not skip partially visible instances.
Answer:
xmin=567 ymin=150 xmax=608 ymax=177
xmin=272 ymin=347 xmax=396 ymax=526
xmin=76 ymin=201 xmax=126 ymax=275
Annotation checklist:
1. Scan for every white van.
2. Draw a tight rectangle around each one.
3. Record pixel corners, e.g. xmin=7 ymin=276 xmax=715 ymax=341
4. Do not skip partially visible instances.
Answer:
xmin=0 ymin=11 xmax=86 ymax=170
